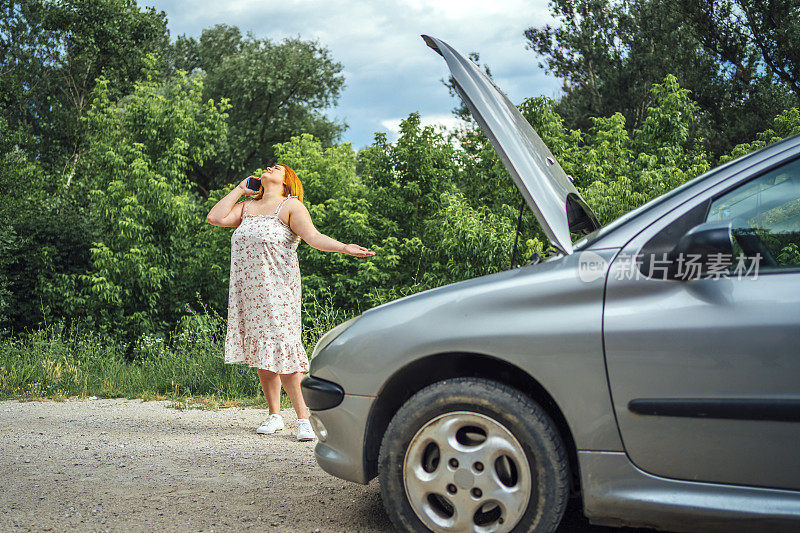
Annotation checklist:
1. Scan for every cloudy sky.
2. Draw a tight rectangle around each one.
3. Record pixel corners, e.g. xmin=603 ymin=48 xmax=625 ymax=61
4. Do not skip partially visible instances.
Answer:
xmin=135 ymin=0 xmax=563 ymax=149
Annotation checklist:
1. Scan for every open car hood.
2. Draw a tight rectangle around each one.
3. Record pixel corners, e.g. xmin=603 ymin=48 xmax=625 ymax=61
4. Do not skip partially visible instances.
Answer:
xmin=422 ymin=35 xmax=600 ymax=255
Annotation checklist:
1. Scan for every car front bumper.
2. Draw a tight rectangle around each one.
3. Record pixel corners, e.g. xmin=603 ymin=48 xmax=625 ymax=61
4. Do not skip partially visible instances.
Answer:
xmin=301 ymin=375 xmax=375 ymax=485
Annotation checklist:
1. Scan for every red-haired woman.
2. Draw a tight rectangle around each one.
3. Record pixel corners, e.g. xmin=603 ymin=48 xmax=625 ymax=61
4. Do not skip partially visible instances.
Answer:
xmin=206 ymin=164 xmax=374 ymax=441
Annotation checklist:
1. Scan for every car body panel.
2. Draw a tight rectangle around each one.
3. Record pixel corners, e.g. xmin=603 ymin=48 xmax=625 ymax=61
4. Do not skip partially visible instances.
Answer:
xmin=421 ymin=34 xmax=599 ymax=255
xmin=580 ymin=451 xmax=800 ymax=532
xmin=310 ymin=250 xmax=623 ymax=453
xmin=604 ymin=149 xmax=800 ymax=490
xmin=311 ymin=393 xmax=374 ymax=484
xmin=306 ymin=139 xmax=800 ymax=525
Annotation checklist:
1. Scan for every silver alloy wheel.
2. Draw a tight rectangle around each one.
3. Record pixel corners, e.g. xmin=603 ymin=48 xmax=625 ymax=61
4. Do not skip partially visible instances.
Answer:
xmin=403 ymin=411 xmax=532 ymax=532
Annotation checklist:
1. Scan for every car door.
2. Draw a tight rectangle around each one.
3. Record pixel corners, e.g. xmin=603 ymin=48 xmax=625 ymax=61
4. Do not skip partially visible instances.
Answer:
xmin=603 ymin=155 xmax=800 ymax=490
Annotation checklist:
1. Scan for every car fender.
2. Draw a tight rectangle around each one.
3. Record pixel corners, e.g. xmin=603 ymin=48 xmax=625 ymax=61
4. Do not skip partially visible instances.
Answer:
xmin=311 ymin=250 xmax=623 ymax=452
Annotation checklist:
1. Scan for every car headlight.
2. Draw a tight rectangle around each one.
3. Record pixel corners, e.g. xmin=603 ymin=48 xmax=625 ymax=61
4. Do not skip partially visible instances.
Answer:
xmin=311 ymin=315 xmax=360 ymax=359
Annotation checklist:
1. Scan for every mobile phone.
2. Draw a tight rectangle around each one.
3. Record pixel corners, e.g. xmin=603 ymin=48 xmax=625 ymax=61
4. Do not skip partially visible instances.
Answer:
xmin=246 ymin=176 xmax=261 ymax=191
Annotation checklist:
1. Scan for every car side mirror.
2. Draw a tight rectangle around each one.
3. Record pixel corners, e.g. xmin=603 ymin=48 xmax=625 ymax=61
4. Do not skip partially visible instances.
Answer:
xmin=668 ymin=220 xmax=734 ymax=280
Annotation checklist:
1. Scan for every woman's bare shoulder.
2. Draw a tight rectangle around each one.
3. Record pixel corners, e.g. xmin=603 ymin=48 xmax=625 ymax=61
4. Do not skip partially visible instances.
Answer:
xmin=287 ymin=197 xmax=306 ymax=209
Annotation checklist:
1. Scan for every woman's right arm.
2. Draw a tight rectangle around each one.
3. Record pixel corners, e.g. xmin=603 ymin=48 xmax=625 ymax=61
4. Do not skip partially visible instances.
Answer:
xmin=206 ymin=179 xmax=255 ymax=227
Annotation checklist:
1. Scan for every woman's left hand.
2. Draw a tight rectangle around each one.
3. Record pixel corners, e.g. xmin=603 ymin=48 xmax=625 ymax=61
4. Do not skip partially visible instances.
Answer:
xmin=342 ymin=244 xmax=375 ymax=257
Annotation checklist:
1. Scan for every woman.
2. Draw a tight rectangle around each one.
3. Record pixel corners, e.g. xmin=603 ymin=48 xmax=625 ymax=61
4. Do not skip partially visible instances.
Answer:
xmin=206 ymin=164 xmax=374 ymax=441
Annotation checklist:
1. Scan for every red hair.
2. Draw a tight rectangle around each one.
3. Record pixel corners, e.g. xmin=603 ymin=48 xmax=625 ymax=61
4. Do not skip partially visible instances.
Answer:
xmin=255 ymin=164 xmax=304 ymax=203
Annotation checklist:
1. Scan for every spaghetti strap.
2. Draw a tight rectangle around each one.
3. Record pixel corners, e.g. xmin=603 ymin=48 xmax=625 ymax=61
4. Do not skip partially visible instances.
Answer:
xmin=242 ymin=199 xmax=254 ymax=217
xmin=273 ymin=195 xmax=293 ymax=215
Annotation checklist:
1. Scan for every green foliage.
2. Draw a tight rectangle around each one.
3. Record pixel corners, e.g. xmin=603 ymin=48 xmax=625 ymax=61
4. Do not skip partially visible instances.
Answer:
xmin=356 ymin=113 xmax=474 ymax=303
xmin=274 ymin=133 xmax=360 ymax=204
xmin=53 ymin=59 xmax=231 ymax=340
xmin=0 ymin=0 xmax=170 ymax=172
xmin=777 ymin=243 xmax=800 ymax=266
xmin=722 ymin=107 xmax=800 ymax=163
xmin=676 ymin=0 xmax=800 ymax=99
xmin=360 ymin=113 xmax=461 ymax=236
xmin=0 ymin=289 xmax=356 ymax=401
xmin=579 ymin=75 xmax=711 ymax=225
xmin=525 ymin=0 xmax=798 ymax=158
xmin=450 ymin=74 xmax=711 ymax=249
xmin=458 ymin=75 xmax=711 ymax=228
xmin=272 ymin=134 xmax=379 ymax=311
xmin=0 ymin=117 xmax=79 ymax=333
xmin=168 ymin=24 xmax=347 ymax=194
xmin=186 ymin=185 xmax=239 ymax=314
xmin=0 ymin=119 xmax=30 ymax=331
xmin=0 ymin=310 xmax=258 ymax=401
xmin=425 ymin=190 xmax=545 ymax=280
xmin=4 ymin=0 xmax=800 ymax=402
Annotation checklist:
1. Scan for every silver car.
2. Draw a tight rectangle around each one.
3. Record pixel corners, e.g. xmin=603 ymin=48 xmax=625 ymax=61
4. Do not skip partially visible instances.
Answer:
xmin=300 ymin=35 xmax=800 ymax=533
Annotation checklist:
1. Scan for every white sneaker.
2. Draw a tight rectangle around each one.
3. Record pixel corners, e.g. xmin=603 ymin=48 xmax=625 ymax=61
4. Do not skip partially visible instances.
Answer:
xmin=297 ymin=419 xmax=315 ymax=441
xmin=256 ymin=414 xmax=284 ymax=434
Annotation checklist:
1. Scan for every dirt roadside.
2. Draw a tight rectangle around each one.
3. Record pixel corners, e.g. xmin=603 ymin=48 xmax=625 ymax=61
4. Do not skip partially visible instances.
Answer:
xmin=0 ymin=398 xmax=391 ymax=532
xmin=0 ymin=399 xmax=647 ymax=532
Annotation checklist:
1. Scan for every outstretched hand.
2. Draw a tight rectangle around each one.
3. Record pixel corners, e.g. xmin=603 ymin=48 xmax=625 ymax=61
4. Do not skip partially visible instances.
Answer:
xmin=342 ymin=244 xmax=375 ymax=257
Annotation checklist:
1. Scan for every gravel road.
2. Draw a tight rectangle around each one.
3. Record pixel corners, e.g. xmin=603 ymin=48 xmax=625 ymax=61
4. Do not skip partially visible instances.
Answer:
xmin=0 ymin=399 xmax=652 ymax=532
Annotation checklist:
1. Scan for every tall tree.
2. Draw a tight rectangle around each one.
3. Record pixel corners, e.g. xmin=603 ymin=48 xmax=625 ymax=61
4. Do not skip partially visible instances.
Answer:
xmin=675 ymin=0 xmax=800 ymax=97
xmin=50 ymin=58 xmax=230 ymax=340
xmin=168 ymin=24 xmax=347 ymax=195
xmin=0 ymin=0 xmax=169 ymax=176
xmin=525 ymin=0 xmax=798 ymax=157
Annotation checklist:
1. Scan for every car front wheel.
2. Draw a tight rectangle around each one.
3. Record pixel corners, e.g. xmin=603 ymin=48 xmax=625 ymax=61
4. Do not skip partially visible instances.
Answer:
xmin=378 ymin=377 xmax=569 ymax=532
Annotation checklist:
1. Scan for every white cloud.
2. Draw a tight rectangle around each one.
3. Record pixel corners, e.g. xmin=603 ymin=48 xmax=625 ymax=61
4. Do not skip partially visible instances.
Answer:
xmin=380 ymin=114 xmax=469 ymax=139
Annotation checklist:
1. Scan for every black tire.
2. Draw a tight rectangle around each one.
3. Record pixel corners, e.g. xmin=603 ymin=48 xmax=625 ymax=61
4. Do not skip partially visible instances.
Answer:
xmin=378 ymin=377 xmax=569 ymax=533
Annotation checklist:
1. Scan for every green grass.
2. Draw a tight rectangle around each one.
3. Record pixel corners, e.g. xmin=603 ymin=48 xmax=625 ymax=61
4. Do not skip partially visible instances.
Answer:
xmin=0 ymin=291 xmax=356 ymax=409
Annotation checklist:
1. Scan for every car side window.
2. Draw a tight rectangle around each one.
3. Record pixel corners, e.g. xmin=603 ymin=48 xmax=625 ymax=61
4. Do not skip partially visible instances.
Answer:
xmin=707 ymin=157 xmax=800 ymax=271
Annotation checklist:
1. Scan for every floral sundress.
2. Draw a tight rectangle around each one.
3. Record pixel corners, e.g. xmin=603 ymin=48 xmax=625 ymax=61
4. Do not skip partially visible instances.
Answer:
xmin=224 ymin=195 xmax=309 ymax=373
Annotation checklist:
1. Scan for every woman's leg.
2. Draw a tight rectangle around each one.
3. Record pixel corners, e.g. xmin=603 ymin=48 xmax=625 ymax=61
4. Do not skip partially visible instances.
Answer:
xmin=279 ymin=372 xmax=310 ymax=420
xmin=257 ymin=369 xmax=282 ymax=415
